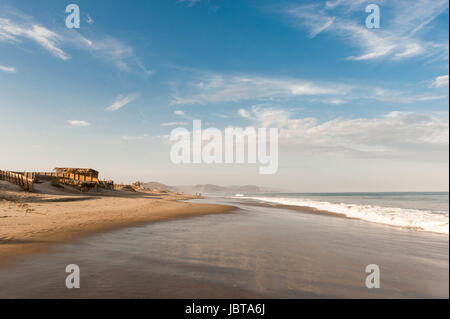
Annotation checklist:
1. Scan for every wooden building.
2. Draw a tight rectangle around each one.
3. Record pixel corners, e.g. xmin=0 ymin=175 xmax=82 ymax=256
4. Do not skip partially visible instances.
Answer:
xmin=53 ymin=168 xmax=99 ymax=182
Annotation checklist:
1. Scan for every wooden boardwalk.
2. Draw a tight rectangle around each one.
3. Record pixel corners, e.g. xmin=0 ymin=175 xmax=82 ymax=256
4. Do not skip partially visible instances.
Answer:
xmin=0 ymin=170 xmax=36 ymax=192
xmin=0 ymin=169 xmax=114 ymax=193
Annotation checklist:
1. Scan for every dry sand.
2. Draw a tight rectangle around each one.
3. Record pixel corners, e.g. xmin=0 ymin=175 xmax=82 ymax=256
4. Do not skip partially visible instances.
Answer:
xmin=0 ymin=180 xmax=235 ymax=266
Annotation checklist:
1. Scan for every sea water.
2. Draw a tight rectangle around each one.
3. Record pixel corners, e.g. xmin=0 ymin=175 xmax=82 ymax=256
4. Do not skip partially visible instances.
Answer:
xmin=235 ymin=192 xmax=449 ymax=234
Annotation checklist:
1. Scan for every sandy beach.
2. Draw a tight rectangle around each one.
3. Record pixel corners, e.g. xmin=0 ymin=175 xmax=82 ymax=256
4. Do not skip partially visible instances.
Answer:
xmin=0 ymin=180 xmax=235 ymax=266
xmin=0 ymin=196 xmax=447 ymax=298
xmin=0 ymin=178 xmax=448 ymax=299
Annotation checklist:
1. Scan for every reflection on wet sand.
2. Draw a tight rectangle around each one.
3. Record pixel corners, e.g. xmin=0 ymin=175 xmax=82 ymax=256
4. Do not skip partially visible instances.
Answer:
xmin=0 ymin=198 xmax=448 ymax=298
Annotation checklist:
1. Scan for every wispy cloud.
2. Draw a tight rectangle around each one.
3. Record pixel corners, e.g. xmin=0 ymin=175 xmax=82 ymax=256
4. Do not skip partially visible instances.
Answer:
xmin=105 ymin=93 xmax=139 ymax=111
xmin=122 ymin=134 xmax=148 ymax=141
xmin=136 ymin=60 xmax=153 ymax=76
xmin=0 ymin=64 xmax=16 ymax=73
xmin=286 ymin=0 xmax=449 ymax=62
xmin=240 ymin=106 xmax=449 ymax=158
xmin=1 ymin=9 xmax=150 ymax=73
xmin=174 ymin=110 xmax=190 ymax=118
xmin=160 ymin=121 xmax=189 ymax=127
xmin=238 ymin=109 xmax=251 ymax=118
xmin=170 ymin=70 xmax=446 ymax=106
xmin=432 ymin=75 xmax=449 ymax=87
xmin=178 ymin=0 xmax=202 ymax=7
xmin=370 ymin=87 xmax=447 ymax=104
xmin=69 ymin=32 xmax=152 ymax=73
xmin=72 ymin=34 xmax=136 ymax=72
xmin=171 ymin=73 xmax=348 ymax=105
xmin=68 ymin=120 xmax=90 ymax=127
xmin=0 ymin=17 xmax=70 ymax=60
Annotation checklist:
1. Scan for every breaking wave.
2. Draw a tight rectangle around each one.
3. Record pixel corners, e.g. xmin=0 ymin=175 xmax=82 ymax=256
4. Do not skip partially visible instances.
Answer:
xmin=240 ymin=196 xmax=449 ymax=234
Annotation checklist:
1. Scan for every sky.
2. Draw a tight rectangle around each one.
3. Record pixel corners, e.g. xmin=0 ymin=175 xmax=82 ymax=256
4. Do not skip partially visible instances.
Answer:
xmin=0 ymin=0 xmax=448 ymax=191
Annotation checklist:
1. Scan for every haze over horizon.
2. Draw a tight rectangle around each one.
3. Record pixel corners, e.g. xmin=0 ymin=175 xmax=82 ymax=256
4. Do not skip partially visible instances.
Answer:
xmin=1 ymin=0 xmax=449 ymax=192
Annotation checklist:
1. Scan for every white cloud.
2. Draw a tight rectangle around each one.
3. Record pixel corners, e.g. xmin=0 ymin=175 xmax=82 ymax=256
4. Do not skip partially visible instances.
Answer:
xmin=122 ymin=134 xmax=148 ymax=141
xmin=0 ymin=17 xmax=70 ymax=60
xmin=68 ymin=120 xmax=90 ymax=127
xmin=73 ymin=34 xmax=135 ymax=71
xmin=241 ymin=106 xmax=448 ymax=157
xmin=105 ymin=93 xmax=138 ymax=111
xmin=432 ymin=75 xmax=449 ymax=87
xmin=1 ymin=11 xmax=147 ymax=73
xmin=160 ymin=121 xmax=189 ymax=127
xmin=286 ymin=0 xmax=449 ymax=62
xmin=329 ymin=98 xmax=346 ymax=105
xmin=174 ymin=110 xmax=188 ymax=117
xmin=136 ymin=60 xmax=153 ymax=76
xmin=0 ymin=64 xmax=16 ymax=73
xmin=178 ymin=0 xmax=202 ymax=7
xmin=171 ymin=71 xmax=446 ymax=106
xmin=311 ymin=16 xmax=335 ymax=37
xmin=70 ymin=32 xmax=151 ymax=73
xmin=370 ymin=87 xmax=447 ymax=104
xmin=238 ymin=109 xmax=251 ymax=118
xmin=171 ymin=74 xmax=348 ymax=105
xmin=308 ymin=97 xmax=348 ymax=105
xmin=291 ymin=6 xmax=336 ymax=38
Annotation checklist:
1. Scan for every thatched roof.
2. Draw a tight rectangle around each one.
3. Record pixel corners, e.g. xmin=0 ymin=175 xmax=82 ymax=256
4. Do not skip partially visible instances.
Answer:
xmin=54 ymin=168 xmax=99 ymax=175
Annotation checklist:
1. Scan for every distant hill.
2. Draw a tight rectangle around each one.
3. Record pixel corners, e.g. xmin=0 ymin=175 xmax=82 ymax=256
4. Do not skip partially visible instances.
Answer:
xmin=141 ymin=181 xmax=176 ymax=192
xmin=141 ymin=181 xmax=282 ymax=194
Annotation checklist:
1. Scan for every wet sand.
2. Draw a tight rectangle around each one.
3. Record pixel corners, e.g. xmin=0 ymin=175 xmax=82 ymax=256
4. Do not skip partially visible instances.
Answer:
xmin=0 ymin=181 xmax=235 ymax=267
xmin=0 ymin=197 xmax=447 ymax=298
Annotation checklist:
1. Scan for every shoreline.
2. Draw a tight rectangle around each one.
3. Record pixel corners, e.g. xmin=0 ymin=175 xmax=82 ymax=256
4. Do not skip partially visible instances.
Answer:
xmin=0 ymin=181 xmax=236 ymax=267
xmin=0 ymin=195 xmax=447 ymax=298
xmin=227 ymin=199 xmax=350 ymax=218
xmin=225 ymin=198 xmax=449 ymax=236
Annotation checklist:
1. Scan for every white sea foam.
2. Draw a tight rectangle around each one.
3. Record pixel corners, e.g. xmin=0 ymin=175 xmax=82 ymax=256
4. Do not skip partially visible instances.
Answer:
xmin=240 ymin=196 xmax=449 ymax=234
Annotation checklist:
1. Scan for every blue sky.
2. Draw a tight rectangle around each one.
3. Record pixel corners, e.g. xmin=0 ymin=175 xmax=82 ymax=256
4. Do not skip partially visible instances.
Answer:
xmin=0 ymin=0 xmax=448 ymax=191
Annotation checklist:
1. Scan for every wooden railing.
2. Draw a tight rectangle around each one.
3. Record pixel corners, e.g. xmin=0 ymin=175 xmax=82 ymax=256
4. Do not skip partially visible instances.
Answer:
xmin=0 ymin=170 xmax=35 ymax=192
xmin=1 ymin=170 xmax=111 ymax=193
xmin=34 ymin=172 xmax=98 ymax=182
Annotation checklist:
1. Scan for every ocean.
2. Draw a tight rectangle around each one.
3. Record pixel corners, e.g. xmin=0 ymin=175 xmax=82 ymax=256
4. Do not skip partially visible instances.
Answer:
xmin=233 ymin=192 xmax=449 ymax=234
